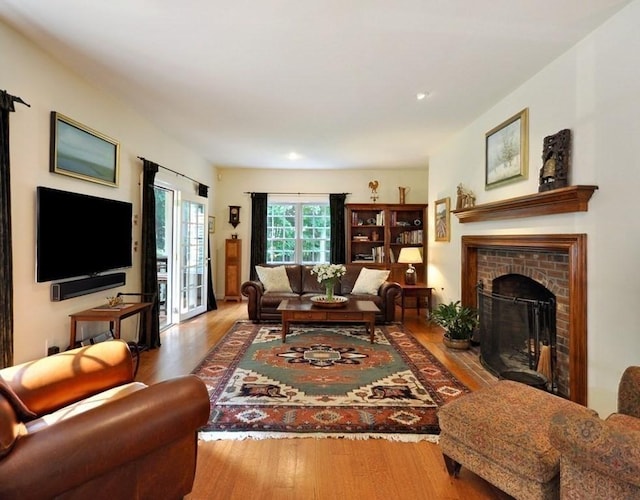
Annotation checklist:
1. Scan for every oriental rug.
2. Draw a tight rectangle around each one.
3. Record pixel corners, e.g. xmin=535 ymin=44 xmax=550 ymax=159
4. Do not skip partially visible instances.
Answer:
xmin=193 ymin=321 xmax=470 ymax=442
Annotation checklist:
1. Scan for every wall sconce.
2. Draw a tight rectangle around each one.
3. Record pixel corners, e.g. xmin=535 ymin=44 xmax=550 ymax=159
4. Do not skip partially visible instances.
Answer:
xmin=398 ymin=247 xmax=423 ymax=285
xmin=229 ymin=205 xmax=240 ymax=228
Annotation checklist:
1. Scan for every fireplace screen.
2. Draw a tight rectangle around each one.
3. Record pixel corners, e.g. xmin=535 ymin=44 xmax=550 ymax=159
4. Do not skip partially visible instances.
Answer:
xmin=477 ymin=280 xmax=557 ymax=392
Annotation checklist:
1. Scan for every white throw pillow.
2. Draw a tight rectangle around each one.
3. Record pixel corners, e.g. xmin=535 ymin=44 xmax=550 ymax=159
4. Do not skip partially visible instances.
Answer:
xmin=351 ymin=268 xmax=390 ymax=295
xmin=256 ymin=265 xmax=293 ymax=293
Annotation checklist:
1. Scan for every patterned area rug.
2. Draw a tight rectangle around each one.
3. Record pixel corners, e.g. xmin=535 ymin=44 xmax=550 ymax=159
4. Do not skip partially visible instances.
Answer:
xmin=193 ymin=321 xmax=470 ymax=442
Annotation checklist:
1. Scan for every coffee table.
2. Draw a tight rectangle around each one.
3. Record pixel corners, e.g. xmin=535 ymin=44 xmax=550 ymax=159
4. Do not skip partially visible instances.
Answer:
xmin=277 ymin=299 xmax=380 ymax=343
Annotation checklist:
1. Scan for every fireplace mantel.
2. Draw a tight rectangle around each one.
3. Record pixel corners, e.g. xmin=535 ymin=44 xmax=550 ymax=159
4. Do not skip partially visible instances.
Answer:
xmin=452 ymin=185 xmax=598 ymax=223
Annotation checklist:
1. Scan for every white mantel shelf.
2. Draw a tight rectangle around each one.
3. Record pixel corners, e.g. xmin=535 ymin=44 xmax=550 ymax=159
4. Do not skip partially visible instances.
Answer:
xmin=452 ymin=185 xmax=599 ymax=223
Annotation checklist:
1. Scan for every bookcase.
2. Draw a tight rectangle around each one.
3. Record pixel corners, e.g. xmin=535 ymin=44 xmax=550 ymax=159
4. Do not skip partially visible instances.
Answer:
xmin=346 ymin=203 xmax=427 ymax=284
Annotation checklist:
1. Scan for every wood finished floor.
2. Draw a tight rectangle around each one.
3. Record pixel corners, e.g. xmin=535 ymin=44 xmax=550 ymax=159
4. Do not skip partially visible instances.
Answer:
xmin=137 ymin=301 xmax=511 ymax=500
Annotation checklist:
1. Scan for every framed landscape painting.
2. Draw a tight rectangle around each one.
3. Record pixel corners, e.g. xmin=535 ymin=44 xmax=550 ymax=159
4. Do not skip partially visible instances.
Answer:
xmin=485 ymin=108 xmax=528 ymax=190
xmin=434 ymin=197 xmax=450 ymax=242
xmin=50 ymin=111 xmax=120 ymax=187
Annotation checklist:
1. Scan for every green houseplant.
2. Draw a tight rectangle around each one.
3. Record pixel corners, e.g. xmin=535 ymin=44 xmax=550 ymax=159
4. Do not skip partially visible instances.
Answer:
xmin=431 ymin=300 xmax=478 ymax=349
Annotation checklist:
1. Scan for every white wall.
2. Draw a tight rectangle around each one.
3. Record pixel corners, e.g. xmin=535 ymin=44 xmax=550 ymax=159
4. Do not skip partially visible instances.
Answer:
xmin=1 ymin=21 xmax=215 ymax=363
xmin=428 ymin=0 xmax=640 ymax=416
xmin=213 ymin=167 xmax=428 ymax=292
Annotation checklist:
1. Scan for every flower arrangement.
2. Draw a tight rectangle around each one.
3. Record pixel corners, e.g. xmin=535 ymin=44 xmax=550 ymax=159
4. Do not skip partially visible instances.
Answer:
xmin=311 ymin=263 xmax=346 ymax=300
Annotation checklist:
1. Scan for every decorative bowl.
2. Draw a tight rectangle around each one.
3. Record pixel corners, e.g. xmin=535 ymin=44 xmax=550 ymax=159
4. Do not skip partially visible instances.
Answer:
xmin=310 ymin=295 xmax=349 ymax=308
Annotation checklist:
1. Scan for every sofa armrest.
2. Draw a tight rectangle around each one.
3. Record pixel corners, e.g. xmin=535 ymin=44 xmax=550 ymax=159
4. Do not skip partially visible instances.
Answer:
xmin=550 ymin=410 xmax=640 ymax=487
xmin=241 ymin=280 xmax=265 ymax=321
xmin=0 ymin=375 xmax=210 ymax=499
xmin=379 ymin=281 xmax=401 ymax=322
xmin=1 ymin=340 xmax=134 ymax=417
xmin=618 ymin=366 xmax=640 ymax=418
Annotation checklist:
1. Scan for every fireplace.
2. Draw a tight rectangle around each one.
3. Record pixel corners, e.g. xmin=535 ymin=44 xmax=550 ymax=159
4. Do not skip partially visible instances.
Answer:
xmin=461 ymin=234 xmax=587 ymax=404
xmin=477 ymin=277 xmax=557 ymax=392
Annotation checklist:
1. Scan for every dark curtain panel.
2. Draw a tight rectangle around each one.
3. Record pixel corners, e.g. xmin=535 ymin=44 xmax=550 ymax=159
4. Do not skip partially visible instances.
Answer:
xmin=0 ymin=91 xmax=28 ymax=368
xmin=140 ymin=159 xmax=161 ymax=348
xmin=207 ymin=242 xmax=217 ymax=311
xmin=329 ymin=193 xmax=347 ymax=264
xmin=249 ymin=193 xmax=268 ymax=280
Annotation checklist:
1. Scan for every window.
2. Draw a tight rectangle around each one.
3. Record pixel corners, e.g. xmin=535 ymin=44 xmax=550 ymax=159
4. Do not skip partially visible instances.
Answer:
xmin=267 ymin=202 xmax=331 ymax=264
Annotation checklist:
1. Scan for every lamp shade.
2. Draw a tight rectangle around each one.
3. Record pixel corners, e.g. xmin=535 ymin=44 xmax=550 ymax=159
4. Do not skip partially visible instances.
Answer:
xmin=398 ymin=247 xmax=423 ymax=264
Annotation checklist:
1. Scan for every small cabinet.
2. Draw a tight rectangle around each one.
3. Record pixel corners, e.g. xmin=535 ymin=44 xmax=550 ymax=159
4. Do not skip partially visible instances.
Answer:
xmin=224 ymin=238 xmax=242 ymax=302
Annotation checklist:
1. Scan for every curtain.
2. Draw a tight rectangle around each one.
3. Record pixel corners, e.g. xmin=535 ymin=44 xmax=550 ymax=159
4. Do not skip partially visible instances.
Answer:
xmin=329 ymin=193 xmax=347 ymax=264
xmin=207 ymin=242 xmax=217 ymax=311
xmin=0 ymin=91 xmax=28 ymax=368
xmin=249 ymin=192 xmax=268 ymax=280
xmin=140 ymin=159 xmax=161 ymax=348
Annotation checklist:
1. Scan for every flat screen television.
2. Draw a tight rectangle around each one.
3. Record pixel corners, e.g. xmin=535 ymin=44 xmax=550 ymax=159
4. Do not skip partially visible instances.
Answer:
xmin=36 ymin=186 xmax=133 ymax=283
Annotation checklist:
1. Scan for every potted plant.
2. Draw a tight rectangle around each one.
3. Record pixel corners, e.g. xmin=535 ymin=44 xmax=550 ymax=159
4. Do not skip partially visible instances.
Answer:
xmin=431 ymin=300 xmax=478 ymax=350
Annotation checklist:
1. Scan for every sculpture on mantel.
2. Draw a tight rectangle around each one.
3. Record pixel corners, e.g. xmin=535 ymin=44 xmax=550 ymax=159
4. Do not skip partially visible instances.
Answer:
xmin=456 ymin=183 xmax=476 ymax=209
xmin=539 ymin=129 xmax=571 ymax=192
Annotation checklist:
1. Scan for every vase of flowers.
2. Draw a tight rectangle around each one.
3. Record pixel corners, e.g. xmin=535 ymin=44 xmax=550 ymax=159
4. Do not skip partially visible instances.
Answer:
xmin=311 ymin=263 xmax=346 ymax=301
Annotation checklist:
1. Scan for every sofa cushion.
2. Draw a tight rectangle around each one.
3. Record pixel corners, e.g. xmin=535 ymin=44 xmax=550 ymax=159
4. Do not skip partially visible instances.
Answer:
xmin=25 ymin=382 xmax=147 ymax=434
xmin=352 ymin=268 xmax=390 ymax=295
xmin=256 ymin=265 xmax=293 ymax=293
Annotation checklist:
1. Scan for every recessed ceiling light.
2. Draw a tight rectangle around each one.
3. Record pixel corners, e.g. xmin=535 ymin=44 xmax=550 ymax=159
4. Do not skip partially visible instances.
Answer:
xmin=287 ymin=152 xmax=302 ymax=160
xmin=416 ymin=92 xmax=431 ymax=101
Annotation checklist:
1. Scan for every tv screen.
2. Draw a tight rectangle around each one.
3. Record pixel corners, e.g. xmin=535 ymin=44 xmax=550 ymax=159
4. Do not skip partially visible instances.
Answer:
xmin=36 ymin=186 xmax=133 ymax=282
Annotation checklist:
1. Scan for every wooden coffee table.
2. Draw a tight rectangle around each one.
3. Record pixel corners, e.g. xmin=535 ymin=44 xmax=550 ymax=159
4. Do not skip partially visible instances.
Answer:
xmin=277 ymin=299 xmax=380 ymax=343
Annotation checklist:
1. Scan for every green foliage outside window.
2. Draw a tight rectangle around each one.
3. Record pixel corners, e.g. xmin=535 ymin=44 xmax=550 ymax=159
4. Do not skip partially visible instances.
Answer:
xmin=267 ymin=202 xmax=330 ymax=264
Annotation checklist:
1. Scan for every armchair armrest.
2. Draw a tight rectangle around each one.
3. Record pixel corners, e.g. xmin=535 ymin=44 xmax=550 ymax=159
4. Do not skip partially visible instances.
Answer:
xmin=378 ymin=281 xmax=401 ymax=323
xmin=618 ymin=366 xmax=640 ymax=418
xmin=549 ymin=410 xmax=640 ymax=488
xmin=0 ymin=375 xmax=210 ymax=499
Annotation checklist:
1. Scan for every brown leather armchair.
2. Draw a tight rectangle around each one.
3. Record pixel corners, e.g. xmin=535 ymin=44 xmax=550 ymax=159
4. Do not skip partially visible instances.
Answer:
xmin=0 ymin=340 xmax=210 ymax=499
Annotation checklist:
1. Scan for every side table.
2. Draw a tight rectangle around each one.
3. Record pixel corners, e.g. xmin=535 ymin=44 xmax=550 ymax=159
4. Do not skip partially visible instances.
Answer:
xmin=399 ymin=284 xmax=433 ymax=322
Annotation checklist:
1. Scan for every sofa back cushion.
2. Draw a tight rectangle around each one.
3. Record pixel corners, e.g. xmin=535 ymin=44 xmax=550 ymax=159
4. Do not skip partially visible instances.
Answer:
xmin=301 ymin=266 xmax=326 ymax=294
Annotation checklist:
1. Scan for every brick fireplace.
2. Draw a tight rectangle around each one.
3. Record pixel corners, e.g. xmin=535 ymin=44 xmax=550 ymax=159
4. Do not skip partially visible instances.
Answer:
xmin=461 ymin=234 xmax=587 ymax=405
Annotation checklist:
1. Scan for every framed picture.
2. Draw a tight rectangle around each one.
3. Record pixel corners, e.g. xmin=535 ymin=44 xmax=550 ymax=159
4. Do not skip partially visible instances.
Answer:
xmin=208 ymin=216 xmax=216 ymax=234
xmin=485 ymin=108 xmax=529 ymax=190
xmin=434 ymin=197 xmax=450 ymax=242
xmin=50 ymin=111 xmax=120 ymax=187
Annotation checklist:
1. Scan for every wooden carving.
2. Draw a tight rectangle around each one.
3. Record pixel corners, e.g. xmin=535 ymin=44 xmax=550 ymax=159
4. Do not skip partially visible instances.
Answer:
xmin=539 ymin=129 xmax=571 ymax=192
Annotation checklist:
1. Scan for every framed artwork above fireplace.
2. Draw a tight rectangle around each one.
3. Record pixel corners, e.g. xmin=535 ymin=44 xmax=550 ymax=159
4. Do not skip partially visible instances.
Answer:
xmin=485 ymin=108 xmax=529 ymax=190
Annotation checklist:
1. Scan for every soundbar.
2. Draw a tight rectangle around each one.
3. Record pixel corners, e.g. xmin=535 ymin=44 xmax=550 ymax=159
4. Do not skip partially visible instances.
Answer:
xmin=51 ymin=272 xmax=126 ymax=301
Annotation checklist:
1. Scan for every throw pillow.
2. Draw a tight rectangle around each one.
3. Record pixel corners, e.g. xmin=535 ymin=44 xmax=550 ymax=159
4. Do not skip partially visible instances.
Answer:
xmin=256 ymin=265 xmax=293 ymax=293
xmin=351 ymin=267 xmax=390 ymax=295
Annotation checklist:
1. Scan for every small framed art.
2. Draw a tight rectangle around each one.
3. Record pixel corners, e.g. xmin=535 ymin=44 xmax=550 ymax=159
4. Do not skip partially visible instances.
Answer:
xmin=50 ymin=111 xmax=120 ymax=187
xmin=208 ymin=216 xmax=216 ymax=234
xmin=434 ymin=197 xmax=450 ymax=242
xmin=485 ymin=108 xmax=529 ymax=190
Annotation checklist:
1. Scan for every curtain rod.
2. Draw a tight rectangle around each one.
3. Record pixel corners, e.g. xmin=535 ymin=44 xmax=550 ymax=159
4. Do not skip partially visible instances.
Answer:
xmin=137 ymin=156 xmax=206 ymax=187
xmin=244 ymin=192 xmax=351 ymax=195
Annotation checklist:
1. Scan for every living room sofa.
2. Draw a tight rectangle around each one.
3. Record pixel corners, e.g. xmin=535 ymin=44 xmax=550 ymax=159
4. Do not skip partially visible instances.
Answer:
xmin=0 ymin=340 xmax=210 ymax=499
xmin=241 ymin=264 xmax=401 ymax=323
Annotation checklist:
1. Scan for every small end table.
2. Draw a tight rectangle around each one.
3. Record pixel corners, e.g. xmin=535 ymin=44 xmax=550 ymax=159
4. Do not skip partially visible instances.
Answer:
xmin=399 ymin=284 xmax=433 ymax=322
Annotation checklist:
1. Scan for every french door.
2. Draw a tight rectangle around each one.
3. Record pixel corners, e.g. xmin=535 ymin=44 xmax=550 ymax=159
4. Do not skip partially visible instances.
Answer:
xmin=154 ymin=182 xmax=207 ymax=327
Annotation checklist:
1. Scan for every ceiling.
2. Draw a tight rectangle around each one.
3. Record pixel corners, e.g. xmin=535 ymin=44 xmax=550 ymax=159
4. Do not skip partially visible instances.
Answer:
xmin=0 ymin=1 xmax=632 ymax=170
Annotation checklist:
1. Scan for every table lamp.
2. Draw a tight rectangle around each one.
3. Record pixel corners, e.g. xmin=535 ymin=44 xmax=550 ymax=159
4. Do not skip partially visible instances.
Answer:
xmin=398 ymin=247 xmax=422 ymax=285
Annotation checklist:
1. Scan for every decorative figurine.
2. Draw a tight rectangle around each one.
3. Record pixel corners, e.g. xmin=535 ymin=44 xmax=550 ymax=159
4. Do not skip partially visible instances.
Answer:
xmin=368 ymin=180 xmax=379 ymax=203
xmin=456 ymin=184 xmax=476 ymax=209
xmin=539 ymin=129 xmax=571 ymax=192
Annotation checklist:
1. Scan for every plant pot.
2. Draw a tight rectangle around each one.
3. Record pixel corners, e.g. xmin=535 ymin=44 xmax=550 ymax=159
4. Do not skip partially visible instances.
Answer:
xmin=443 ymin=335 xmax=471 ymax=350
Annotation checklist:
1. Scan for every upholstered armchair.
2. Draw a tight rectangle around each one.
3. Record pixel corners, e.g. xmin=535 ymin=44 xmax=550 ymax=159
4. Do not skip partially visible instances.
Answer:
xmin=0 ymin=340 xmax=210 ymax=499
xmin=550 ymin=366 xmax=640 ymax=499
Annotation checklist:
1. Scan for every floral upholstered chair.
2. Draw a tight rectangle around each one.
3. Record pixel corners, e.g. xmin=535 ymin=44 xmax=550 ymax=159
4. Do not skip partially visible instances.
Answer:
xmin=550 ymin=366 xmax=640 ymax=499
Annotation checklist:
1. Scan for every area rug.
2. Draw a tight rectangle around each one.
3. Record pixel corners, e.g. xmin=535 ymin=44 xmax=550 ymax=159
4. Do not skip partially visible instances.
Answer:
xmin=193 ymin=320 xmax=470 ymax=442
